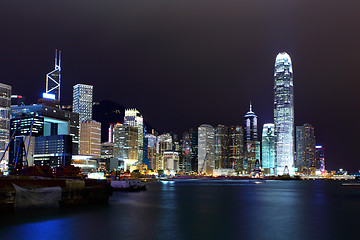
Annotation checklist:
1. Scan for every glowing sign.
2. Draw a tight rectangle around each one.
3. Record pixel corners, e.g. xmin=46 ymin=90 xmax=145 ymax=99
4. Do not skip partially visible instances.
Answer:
xmin=42 ymin=93 xmax=56 ymax=100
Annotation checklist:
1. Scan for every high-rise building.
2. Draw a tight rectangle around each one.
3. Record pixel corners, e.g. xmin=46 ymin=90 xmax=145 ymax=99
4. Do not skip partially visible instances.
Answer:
xmin=262 ymin=123 xmax=276 ymax=175
xmin=244 ymin=103 xmax=258 ymax=142
xmin=315 ymin=145 xmax=325 ymax=174
xmin=189 ymin=128 xmax=198 ymax=172
xmin=156 ymin=133 xmax=172 ymax=170
xmin=124 ymin=109 xmax=144 ymax=165
xmin=244 ymin=103 xmax=260 ymax=173
xmin=274 ymin=52 xmax=295 ymax=176
xmin=228 ymin=126 xmax=244 ymax=172
xmin=0 ymin=83 xmax=11 ymax=171
xmin=11 ymin=104 xmax=79 ymax=155
xmin=180 ymin=132 xmax=192 ymax=172
xmin=73 ymin=84 xmax=93 ymax=122
xmin=45 ymin=50 xmax=61 ymax=102
xmin=296 ymin=123 xmax=316 ymax=174
xmin=215 ymin=124 xmax=228 ymax=169
xmin=145 ymin=133 xmax=157 ymax=170
xmin=79 ymin=120 xmax=101 ymax=157
xmin=198 ymin=124 xmax=215 ymax=174
xmin=113 ymin=123 xmax=138 ymax=167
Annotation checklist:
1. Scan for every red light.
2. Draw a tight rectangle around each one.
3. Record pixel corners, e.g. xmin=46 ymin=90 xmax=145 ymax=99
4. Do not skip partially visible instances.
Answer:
xmin=18 ymin=95 xmax=22 ymax=98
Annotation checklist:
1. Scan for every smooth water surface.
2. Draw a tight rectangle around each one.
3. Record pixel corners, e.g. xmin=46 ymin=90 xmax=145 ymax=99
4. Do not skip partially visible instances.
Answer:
xmin=1 ymin=180 xmax=359 ymax=240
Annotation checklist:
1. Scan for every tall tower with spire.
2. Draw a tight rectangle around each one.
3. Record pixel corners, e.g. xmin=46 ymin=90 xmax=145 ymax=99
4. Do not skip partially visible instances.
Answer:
xmin=274 ymin=52 xmax=295 ymax=176
xmin=244 ymin=102 xmax=258 ymax=142
xmin=45 ymin=49 xmax=61 ymax=102
xmin=244 ymin=102 xmax=260 ymax=173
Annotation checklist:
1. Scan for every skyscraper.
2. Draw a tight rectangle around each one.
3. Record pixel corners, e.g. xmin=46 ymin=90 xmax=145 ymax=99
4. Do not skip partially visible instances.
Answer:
xmin=124 ymin=109 xmax=144 ymax=165
xmin=228 ymin=126 xmax=244 ymax=172
xmin=274 ymin=52 xmax=295 ymax=176
xmin=46 ymin=50 xmax=61 ymax=102
xmin=315 ymin=145 xmax=325 ymax=174
xmin=296 ymin=123 xmax=316 ymax=174
xmin=113 ymin=123 xmax=138 ymax=167
xmin=262 ymin=123 xmax=275 ymax=175
xmin=244 ymin=103 xmax=260 ymax=173
xmin=198 ymin=124 xmax=215 ymax=174
xmin=0 ymin=83 xmax=11 ymax=171
xmin=73 ymin=84 xmax=93 ymax=122
xmin=79 ymin=120 xmax=101 ymax=157
xmin=215 ymin=124 xmax=228 ymax=169
xmin=244 ymin=102 xmax=258 ymax=142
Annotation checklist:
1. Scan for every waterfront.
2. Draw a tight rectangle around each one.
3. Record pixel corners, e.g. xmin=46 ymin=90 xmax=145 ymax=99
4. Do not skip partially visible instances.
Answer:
xmin=1 ymin=180 xmax=360 ymax=240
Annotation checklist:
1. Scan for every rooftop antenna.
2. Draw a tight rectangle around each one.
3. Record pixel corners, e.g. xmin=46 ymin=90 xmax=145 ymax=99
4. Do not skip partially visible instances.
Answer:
xmin=249 ymin=101 xmax=252 ymax=112
xmin=45 ymin=49 xmax=61 ymax=101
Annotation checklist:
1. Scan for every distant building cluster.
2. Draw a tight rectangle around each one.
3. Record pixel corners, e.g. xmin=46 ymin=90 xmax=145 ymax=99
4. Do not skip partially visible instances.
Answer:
xmin=0 ymin=51 xmax=326 ymax=176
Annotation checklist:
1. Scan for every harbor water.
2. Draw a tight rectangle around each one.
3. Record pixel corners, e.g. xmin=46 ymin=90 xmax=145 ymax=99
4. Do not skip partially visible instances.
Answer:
xmin=1 ymin=180 xmax=360 ymax=240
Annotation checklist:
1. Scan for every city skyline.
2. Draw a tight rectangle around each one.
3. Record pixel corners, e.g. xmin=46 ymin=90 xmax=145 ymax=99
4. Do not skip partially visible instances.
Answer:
xmin=1 ymin=0 xmax=360 ymax=171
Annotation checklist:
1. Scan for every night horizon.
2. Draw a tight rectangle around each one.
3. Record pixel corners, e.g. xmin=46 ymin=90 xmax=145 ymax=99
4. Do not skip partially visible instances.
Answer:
xmin=1 ymin=0 xmax=360 ymax=172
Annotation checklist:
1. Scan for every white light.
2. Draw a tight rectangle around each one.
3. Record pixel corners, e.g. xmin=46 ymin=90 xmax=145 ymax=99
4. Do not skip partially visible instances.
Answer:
xmin=42 ymin=92 xmax=56 ymax=100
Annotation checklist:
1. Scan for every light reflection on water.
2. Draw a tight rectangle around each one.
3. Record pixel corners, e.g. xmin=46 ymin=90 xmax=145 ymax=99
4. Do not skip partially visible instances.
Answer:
xmin=1 ymin=180 xmax=360 ymax=240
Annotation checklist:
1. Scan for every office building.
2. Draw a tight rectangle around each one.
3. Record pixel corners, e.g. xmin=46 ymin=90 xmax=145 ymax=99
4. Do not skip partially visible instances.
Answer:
xmin=262 ymin=123 xmax=276 ymax=175
xmin=0 ymin=83 xmax=11 ymax=171
xmin=315 ymin=145 xmax=325 ymax=174
xmin=274 ymin=52 xmax=295 ymax=175
xmin=124 ymin=109 xmax=144 ymax=164
xmin=296 ymin=123 xmax=316 ymax=174
xmin=198 ymin=124 xmax=215 ymax=174
xmin=228 ymin=126 xmax=244 ymax=172
xmin=79 ymin=120 xmax=101 ymax=157
xmin=215 ymin=124 xmax=228 ymax=169
xmin=244 ymin=104 xmax=259 ymax=173
xmin=156 ymin=133 xmax=172 ymax=170
xmin=145 ymin=133 xmax=157 ymax=170
xmin=11 ymin=104 xmax=79 ymax=155
xmin=113 ymin=123 xmax=138 ymax=167
xmin=73 ymin=84 xmax=93 ymax=122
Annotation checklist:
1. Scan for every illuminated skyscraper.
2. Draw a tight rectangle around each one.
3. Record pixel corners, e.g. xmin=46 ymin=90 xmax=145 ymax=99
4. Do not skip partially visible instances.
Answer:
xmin=79 ymin=120 xmax=101 ymax=157
xmin=198 ymin=124 xmax=215 ymax=174
xmin=0 ymin=83 xmax=11 ymax=171
xmin=228 ymin=126 xmax=244 ymax=172
xmin=274 ymin=52 xmax=295 ymax=176
xmin=124 ymin=109 xmax=144 ymax=164
xmin=215 ymin=124 xmax=228 ymax=169
xmin=262 ymin=123 xmax=275 ymax=175
xmin=315 ymin=145 xmax=325 ymax=174
xmin=244 ymin=103 xmax=260 ymax=173
xmin=244 ymin=102 xmax=257 ymax=142
xmin=113 ymin=123 xmax=138 ymax=167
xmin=73 ymin=84 xmax=93 ymax=122
xmin=46 ymin=50 xmax=61 ymax=102
xmin=296 ymin=123 xmax=316 ymax=174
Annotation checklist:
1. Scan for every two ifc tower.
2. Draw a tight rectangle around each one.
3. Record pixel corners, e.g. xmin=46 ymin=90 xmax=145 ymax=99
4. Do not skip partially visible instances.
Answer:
xmin=44 ymin=50 xmax=295 ymax=176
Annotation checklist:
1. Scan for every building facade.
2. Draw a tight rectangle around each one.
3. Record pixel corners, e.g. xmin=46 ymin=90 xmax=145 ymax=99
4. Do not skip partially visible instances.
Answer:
xmin=73 ymin=84 xmax=93 ymax=122
xmin=315 ymin=145 xmax=325 ymax=174
xmin=0 ymin=83 xmax=11 ymax=171
xmin=80 ymin=120 xmax=101 ymax=157
xmin=296 ymin=123 xmax=316 ymax=174
xmin=124 ymin=109 xmax=144 ymax=165
xmin=113 ymin=124 xmax=138 ymax=167
xmin=244 ymin=103 xmax=259 ymax=173
xmin=262 ymin=123 xmax=276 ymax=175
xmin=274 ymin=52 xmax=295 ymax=176
xmin=198 ymin=124 xmax=215 ymax=174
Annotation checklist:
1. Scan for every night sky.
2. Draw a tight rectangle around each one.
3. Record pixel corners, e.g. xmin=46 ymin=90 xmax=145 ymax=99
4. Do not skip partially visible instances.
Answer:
xmin=1 ymin=0 xmax=360 ymax=171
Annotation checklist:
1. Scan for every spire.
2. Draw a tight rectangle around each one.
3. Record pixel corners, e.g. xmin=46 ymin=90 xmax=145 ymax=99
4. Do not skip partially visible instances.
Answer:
xmin=249 ymin=101 xmax=252 ymax=112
